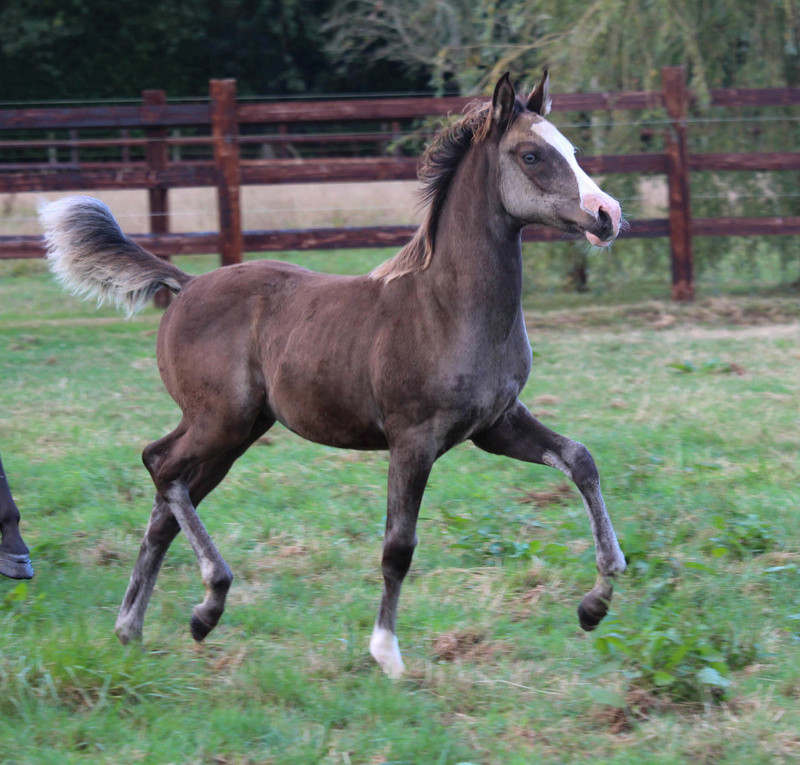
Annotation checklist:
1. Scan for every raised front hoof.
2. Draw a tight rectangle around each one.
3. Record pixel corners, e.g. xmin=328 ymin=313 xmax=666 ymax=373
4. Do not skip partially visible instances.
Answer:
xmin=0 ymin=552 xmax=34 ymax=580
xmin=577 ymin=594 xmax=610 ymax=632
xmin=190 ymin=609 xmax=216 ymax=642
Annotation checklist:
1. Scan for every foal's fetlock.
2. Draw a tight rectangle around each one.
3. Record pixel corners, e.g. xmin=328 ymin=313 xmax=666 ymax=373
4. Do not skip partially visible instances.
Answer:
xmin=601 ymin=550 xmax=627 ymax=577
xmin=114 ymin=618 xmax=143 ymax=646
xmin=190 ymin=573 xmax=231 ymax=641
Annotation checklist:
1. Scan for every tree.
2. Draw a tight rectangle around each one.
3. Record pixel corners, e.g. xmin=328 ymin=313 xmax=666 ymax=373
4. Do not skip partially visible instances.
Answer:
xmin=324 ymin=0 xmax=799 ymax=95
xmin=323 ymin=0 xmax=566 ymax=94
xmin=0 ymin=0 xmax=428 ymax=101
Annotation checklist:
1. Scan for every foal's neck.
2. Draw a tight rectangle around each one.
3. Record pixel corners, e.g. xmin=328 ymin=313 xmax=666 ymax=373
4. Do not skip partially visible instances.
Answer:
xmin=425 ymin=146 xmax=524 ymax=335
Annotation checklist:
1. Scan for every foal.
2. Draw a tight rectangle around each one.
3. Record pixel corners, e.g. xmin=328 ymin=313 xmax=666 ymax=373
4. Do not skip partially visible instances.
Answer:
xmin=41 ymin=72 xmax=626 ymax=677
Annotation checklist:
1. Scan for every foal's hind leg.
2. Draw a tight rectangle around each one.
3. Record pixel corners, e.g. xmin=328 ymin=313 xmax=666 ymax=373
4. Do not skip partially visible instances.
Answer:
xmin=370 ymin=434 xmax=435 ymax=678
xmin=115 ymin=492 xmax=178 ymax=644
xmin=162 ymin=480 xmax=234 ymax=641
xmin=473 ymin=401 xmax=626 ymax=631
xmin=115 ymin=416 xmax=274 ymax=644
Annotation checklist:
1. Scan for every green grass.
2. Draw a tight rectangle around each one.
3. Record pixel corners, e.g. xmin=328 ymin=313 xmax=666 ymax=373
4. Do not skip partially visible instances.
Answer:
xmin=1 ymin=251 xmax=799 ymax=763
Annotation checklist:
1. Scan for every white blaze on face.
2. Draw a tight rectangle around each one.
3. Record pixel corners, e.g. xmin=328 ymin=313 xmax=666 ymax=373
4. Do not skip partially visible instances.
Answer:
xmin=530 ymin=120 xmax=621 ymax=245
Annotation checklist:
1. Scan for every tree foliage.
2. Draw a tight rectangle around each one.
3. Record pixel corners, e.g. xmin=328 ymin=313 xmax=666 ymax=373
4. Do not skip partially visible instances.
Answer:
xmin=0 ymin=0 xmax=427 ymax=101
xmin=324 ymin=0 xmax=799 ymax=95
xmin=1 ymin=1 xmax=797 ymax=100
xmin=323 ymin=0 xmax=567 ymax=94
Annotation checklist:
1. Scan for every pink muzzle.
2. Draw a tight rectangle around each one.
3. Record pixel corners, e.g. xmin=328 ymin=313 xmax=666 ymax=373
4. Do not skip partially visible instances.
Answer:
xmin=581 ymin=192 xmax=622 ymax=247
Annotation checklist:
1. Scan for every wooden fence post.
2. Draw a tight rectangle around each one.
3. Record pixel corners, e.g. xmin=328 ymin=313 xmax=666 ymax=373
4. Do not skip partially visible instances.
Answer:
xmin=210 ymin=79 xmax=243 ymax=266
xmin=143 ymin=89 xmax=171 ymax=307
xmin=662 ymin=66 xmax=694 ymax=301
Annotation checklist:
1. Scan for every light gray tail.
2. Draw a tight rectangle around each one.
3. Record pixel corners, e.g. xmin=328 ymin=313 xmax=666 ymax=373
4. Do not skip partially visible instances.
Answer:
xmin=39 ymin=196 xmax=192 ymax=315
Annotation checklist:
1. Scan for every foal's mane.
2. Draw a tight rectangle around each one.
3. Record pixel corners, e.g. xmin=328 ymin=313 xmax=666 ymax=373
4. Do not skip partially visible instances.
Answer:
xmin=369 ymin=100 xmax=495 ymax=282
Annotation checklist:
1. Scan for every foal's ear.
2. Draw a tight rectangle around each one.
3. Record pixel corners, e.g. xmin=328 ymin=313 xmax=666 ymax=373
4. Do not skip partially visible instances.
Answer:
xmin=526 ymin=69 xmax=551 ymax=116
xmin=492 ymin=72 xmax=517 ymax=130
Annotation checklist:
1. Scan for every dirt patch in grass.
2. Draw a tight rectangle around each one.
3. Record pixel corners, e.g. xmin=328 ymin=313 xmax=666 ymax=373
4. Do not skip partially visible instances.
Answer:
xmin=518 ymin=482 xmax=575 ymax=507
xmin=431 ymin=629 xmax=509 ymax=664
xmin=590 ymin=688 xmax=682 ymax=734
xmin=525 ymin=296 xmax=800 ymax=332
xmin=87 ymin=540 xmax=125 ymax=566
xmin=272 ymin=540 xmax=311 ymax=559
xmin=508 ymin=584 xmax=548 ymax=621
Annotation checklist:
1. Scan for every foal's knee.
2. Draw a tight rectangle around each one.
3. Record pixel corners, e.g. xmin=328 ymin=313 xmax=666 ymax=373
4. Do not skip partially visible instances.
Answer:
xmin=563 ymin=441 xmax=600 ymax=491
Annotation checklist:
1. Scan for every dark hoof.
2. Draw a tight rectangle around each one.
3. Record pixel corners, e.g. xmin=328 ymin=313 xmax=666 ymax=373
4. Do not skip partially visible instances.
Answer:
xmin=190 ymin=609 xmax=214 ymax=642
xmin=578 ymin=596 xmax=609 ymax=632
xmin=0 ymin=552 xmax=34 ymax=580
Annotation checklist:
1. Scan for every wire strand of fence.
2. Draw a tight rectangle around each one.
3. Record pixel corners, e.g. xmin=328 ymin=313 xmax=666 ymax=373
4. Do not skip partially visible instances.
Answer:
xmin=2 ymin=111 xmax=799 ymax=146
xmin=5 ymin=189 xmax=800 ymax=228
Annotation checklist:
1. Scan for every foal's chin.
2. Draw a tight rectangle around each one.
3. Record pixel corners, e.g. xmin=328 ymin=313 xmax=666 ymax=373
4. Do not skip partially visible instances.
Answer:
xmin=584 ymin=231 xmax=617 ymax=248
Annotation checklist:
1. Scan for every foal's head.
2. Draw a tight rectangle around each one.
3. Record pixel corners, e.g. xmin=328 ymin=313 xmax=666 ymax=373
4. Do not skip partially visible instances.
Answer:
xmin=489 ymin=71 xmax=622 ymax=247
xmin=370 ymin=71 xmax=622 ymax=282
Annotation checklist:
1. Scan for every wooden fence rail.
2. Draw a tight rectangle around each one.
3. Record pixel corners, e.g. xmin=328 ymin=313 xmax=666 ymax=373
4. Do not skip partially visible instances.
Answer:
xmin=2 ymin=67 xmax=800 ymax=300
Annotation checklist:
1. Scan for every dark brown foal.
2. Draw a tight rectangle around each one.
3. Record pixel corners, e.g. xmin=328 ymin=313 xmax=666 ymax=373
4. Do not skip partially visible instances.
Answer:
xmin=41 ymin=71 xmax=626 ymax=678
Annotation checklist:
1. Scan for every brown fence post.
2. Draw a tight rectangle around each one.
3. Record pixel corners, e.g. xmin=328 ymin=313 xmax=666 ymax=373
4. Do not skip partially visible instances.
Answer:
xmin=143 ymin=89 xmax=172 ymax=307
xmin=662 ymin=66 xmax=694 ymax=301
xmin=210 ymin=79 xmax=243 ymax=266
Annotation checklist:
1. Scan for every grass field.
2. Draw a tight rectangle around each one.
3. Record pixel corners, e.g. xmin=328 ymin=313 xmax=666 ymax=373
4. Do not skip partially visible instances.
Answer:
xmin=1 ymin=251 xmax=799 ymax=764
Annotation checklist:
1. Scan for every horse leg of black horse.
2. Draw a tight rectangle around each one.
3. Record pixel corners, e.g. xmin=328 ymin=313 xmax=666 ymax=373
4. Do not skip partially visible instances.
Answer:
xmin=0 ymin=452 xmax=33 ymax=580
xmin=473 ymin=401 xmax=626 ymax=631
xmin=370 ymin=435 xmax=435 ymax=677
xmin=115 ymin=417 xmax=274 ymax=644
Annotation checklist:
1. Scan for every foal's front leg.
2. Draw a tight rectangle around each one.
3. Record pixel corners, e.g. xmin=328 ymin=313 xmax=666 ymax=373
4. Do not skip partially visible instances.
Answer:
xmin=473 ymin=401 xmax=626 ymax=630
xmin=370 ymin=436 xmax=435 ymax=678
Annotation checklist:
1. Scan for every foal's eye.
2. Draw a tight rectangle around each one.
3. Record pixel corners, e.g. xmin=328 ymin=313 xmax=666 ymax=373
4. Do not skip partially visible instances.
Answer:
xmin=522 ymin=151 xmax=540 ymax=166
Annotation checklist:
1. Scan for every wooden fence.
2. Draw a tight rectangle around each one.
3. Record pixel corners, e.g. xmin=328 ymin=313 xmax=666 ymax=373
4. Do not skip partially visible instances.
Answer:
xmin=1 ymin=66 xmax=799 ymax=301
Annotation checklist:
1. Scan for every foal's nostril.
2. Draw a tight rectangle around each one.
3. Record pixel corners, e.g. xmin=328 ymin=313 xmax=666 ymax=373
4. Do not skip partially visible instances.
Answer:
xmin=596 ymin=207 xmax=614 ymax=239
xmin=581 ymin=192 xmax=621 ymax=246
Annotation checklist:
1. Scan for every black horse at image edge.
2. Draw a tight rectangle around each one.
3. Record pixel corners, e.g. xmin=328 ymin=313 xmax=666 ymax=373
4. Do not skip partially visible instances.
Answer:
xmin=0 ymin=452 xmax=34 ymax=580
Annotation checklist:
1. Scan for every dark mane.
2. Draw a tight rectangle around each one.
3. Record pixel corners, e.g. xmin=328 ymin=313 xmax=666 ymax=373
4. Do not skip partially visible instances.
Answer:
xmin=370 ymin=100 xmax=497 ymax=281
